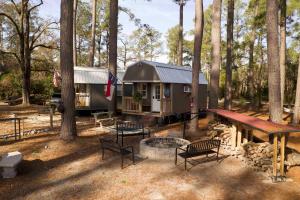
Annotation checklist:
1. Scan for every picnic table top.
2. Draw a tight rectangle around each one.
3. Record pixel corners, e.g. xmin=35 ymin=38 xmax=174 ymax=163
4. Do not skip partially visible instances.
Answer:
xmin=208 ymin=109 xmax=300 ymax=135
xmin=0 ymin=117 xmax=26 ymax=122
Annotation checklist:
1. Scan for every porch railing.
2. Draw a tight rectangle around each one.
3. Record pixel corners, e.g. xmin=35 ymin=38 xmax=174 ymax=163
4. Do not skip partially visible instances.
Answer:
xmin=123 ymin=97 xmax=140 ymax=112
xmin=76 ymin=93 xmax=90 ymax=107
xmin=162 ymin=98 xmax=172 ymax=114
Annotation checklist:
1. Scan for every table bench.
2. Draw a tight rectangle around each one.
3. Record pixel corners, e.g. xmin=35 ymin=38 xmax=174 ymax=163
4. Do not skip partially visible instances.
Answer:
xmin=99 ymin=138 xmax=135 ymax=168
xmin=208 ymin=108 xmax=300 ymax=182
xmin=0 ymin=151 xmax=22 ymax=178
xmin=175 ymin=139 xmax=221 ymax=170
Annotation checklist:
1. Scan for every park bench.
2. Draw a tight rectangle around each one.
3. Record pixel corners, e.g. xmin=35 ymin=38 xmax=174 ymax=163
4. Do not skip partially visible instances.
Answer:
xmin=0 ymin=151 xmax=22 ymax=178
xmin=99 ymin=138 xmax=135 ymax=168
xmin=116 ymin=121 xmax=151 ymax=146
xmin=92 ymin=111 xmax=113 ymax=126
xmin=175 ymin=139 xmax=221 ymax=170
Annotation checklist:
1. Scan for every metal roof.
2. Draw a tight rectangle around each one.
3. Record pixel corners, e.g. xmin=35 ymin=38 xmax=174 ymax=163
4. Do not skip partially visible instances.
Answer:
xmin=74 ymin=66 xmax=124 ymax=84
xmin=126 ymin=60 xmax=208 ymax=85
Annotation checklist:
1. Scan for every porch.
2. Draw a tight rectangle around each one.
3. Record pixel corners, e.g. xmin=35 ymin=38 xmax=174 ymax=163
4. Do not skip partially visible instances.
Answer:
xmin=122 ymin=83 xmax=173 ymax=116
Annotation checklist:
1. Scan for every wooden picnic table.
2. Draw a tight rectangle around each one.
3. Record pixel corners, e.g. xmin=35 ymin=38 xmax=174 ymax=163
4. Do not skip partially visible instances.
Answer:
xmin=0 ymin=117 xmax=23 ymax=141
xmin=208 ymin=109 xmax=300 ymax=182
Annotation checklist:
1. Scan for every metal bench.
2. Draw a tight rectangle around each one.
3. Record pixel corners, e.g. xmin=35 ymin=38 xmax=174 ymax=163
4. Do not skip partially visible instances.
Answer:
xmin=99 ymin=138 xmax=135 ymax=168
xmin=175 ymin=139 xmax=221 ymax=170
xmin=116 ymin=121 xmax=150 ymax=146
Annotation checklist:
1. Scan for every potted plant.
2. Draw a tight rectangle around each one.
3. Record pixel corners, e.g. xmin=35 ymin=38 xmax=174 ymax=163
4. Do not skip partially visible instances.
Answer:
xmin=133 ymin=92 xmax=142 ymax=102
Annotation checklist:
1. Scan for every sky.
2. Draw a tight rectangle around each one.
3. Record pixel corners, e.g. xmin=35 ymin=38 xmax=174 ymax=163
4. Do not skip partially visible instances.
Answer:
xmin=39 ymin=0 xmax=213 ymax=63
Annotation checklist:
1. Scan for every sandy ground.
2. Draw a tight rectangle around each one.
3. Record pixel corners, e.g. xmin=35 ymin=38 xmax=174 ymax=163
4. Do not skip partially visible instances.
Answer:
xmin=0 ymin=127 xmax=300 ymax=200
xmin=1 ymin=105 xmax=300 ymax=199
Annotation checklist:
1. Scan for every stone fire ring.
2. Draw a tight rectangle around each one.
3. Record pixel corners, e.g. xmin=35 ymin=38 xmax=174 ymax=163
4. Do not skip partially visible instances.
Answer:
xmin=139 ymin=137 xmax=190 ymax=160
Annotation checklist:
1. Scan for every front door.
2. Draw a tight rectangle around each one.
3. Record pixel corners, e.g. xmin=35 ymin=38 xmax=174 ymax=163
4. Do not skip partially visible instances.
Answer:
xmin=152 ymin=84 xmax=161 ymax=112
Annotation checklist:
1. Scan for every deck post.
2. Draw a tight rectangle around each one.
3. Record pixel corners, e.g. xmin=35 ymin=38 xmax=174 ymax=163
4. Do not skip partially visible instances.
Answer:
xmin=249 ymin=130 xmax=254 ymax=142
xmin=237 ymin=125 xmax=242 ymax=147
xmin=280 ymin=133 xmax=286 ymax=177
xmin=122 ymin=83 xmax=125 ymax=112
xmin=244 ymin=129 xmax=249 ymax=144
xmin=273 ymin=134 xmax=278 ymax=178
xmin=160 ymin=83 xmax=163 ymax=115
xmin=231 ymin=124 xmax=237 ymax=149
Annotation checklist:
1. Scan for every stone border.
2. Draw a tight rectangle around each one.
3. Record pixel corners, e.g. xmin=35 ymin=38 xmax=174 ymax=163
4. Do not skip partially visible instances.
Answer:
xmin=140 ymin=137 xmax=190 ymax=160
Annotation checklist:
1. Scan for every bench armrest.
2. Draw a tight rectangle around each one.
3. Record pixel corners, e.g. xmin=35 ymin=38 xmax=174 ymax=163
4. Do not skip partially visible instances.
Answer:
xmin=121 ymin=145 xmax=134 ymax=152
xmin=176 ymin=146 xmax=187 ymax=152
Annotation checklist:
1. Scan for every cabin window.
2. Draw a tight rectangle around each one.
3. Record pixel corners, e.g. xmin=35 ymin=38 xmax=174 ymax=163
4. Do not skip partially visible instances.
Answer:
xmin=124 ymin=84 xmax=133 ymax=97
xmin=75 ymin=84 xmax=88 ymax=93
xmin=164 ymin=84 xmax=170 ymax=98
xmin=183 ymin=85 xmax=191 ymax=93
xmin=155 ymin=85 xmax=160 ymax=99
xmin=139 ymin=83 xmax=147 ymax=99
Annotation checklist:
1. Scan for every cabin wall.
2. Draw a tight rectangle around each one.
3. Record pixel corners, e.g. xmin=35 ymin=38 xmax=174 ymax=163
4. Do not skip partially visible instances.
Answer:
xmin=172 ymin=84 xmax=191 ymax=114
xmin=89 ymin=84 xmax=108 ymax=110
xmin=89 ymin=84 xmax=122 ymax=111
xmin=171 ymin=83 xmax=208 ymax=114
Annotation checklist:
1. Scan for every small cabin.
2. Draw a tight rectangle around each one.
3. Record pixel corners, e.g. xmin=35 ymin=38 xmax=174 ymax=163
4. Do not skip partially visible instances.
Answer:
xmin=74 ymin=66 xmax=124 ymax=111
xmin=122 ymin=61 xmax=208 ymax=117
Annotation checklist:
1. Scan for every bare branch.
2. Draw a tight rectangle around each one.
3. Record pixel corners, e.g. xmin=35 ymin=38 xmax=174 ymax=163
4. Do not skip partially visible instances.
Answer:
xmin=0 ymin=12 xmax=21 ymax=36
xmin=0 ymin=49 xmax=21 ymax=63
xmin=28 ymin=0 xmax=43 ymax=13
xmin=9 ymin=0 xmax=21 ymax=14
xmin=30 ymin=21 xmax=58 ymax=49
xmin=31 ymin=44 xmax=58 ymax=51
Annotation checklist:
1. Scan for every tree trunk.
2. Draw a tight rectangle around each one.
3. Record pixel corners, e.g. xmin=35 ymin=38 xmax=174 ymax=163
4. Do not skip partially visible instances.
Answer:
xmin=108 ymin=0 xmax=118 ymax=114
xmin=21 ymin=1 xmax=30 ymax=106
xmin=224 ymin=0 xmax=234 ymax=110
xmin=247 ymin=1 xmax=258 ymax=109
xmin=280 ymin=0 xmax=286 ymax=110
xmin=0 ymin=19 xmax=3 ymax=49
xmin=208 ymin=0 xmax=222 ymax=109
xmin=189 ymin=0 xmax=204 ymax=134
xmin=60 ymin=0 xmax=77 ymax=140
xmin=293 ymin=56 xmax=300 ymax=124
xmin=88 ymin=0 xmax=97 ymax=67
xmin=178 ymin=2 xmax=183 ymax=66
xmin=266 ymin=0 xmax=282 ymax=123
xmin=73 ymin=0 xmax=78 ymax=66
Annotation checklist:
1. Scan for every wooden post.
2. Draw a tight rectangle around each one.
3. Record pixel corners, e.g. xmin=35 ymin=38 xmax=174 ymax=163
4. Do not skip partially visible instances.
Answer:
xmin=280 ymin=133 xmax=286 ymax=177
xmin=50 ymin=106 xmax=54 ymax=129
xmin=14 ymin=118 xmax=17 ymax=141
xmin=231 ymin=124 xmax=237 ymax=149
xmin=237 ymin=125 xmax=242 ymax=147
xmin=249 ymin=130 xmax=254 ymax=142
xmin=160 ymin=83 xmax=163 ymax=115
xmin=170 ymin=84 xmax=173 ymax=113
xmin=273 ymin=134 xmax=278 ymax=178
xmin=122 ymin=82 xmax=125 ymax=112
xmin=244 ymin=129 xmax=249 ymax=144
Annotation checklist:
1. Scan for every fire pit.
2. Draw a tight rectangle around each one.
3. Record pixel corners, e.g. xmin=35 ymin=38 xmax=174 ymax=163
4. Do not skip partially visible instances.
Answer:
xmin=140 ymin=137 xmax=190 ymax=160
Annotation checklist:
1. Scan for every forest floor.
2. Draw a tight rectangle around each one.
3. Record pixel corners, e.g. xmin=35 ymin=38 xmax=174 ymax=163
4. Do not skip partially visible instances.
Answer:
xmin=0 ymin=104 xmax=300 ymax=200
